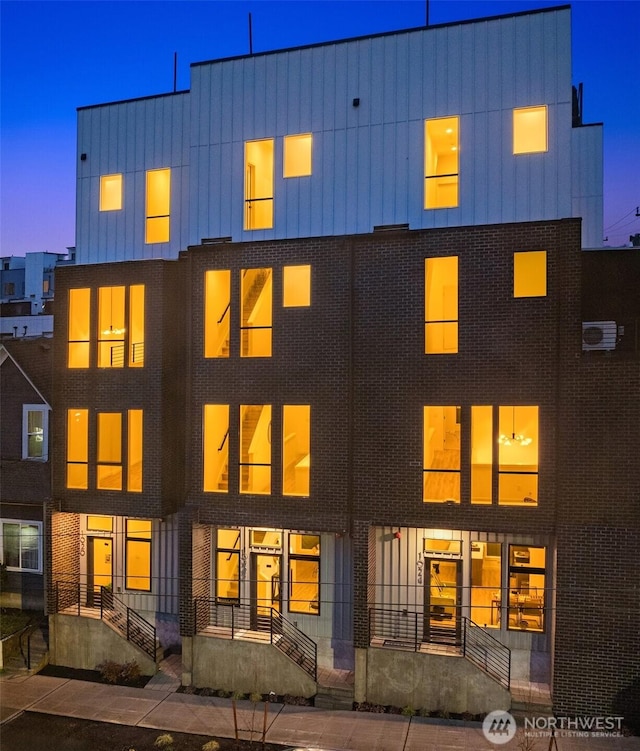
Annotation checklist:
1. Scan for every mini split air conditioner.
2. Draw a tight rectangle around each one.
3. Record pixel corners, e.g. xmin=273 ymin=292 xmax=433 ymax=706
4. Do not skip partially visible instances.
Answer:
xmin=582 ymin=321 xmax=617 ymax=351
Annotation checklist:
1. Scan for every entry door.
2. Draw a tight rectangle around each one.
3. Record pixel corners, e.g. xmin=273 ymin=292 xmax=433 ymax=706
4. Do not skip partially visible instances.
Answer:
xmin=87 ymin=537 xmax=113 ymax=607
xmin=251 ymin=553 xmax=281 ymax=630
xmin=424 ymin=559 xmax=462 ymax=645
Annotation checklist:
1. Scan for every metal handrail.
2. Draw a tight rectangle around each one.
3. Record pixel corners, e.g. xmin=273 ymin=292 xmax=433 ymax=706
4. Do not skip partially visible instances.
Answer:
xmin=462 ymin=617 xmax=510 ymax=689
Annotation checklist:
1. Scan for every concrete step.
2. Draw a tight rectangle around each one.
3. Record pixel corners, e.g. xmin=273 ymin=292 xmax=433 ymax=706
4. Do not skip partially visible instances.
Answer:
xmin=315 ymin=684 xmax=355 ymax=711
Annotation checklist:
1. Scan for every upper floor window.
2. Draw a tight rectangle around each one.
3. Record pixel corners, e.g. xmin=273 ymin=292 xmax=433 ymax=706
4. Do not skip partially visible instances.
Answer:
xmin=4 ymin=282 xmax=15 ymax=296
xmin=284 ymin=134 xmax=312 ymax=177
xmin=216 ymin=529 xmax=240 ymax=602
xmin=67 ymin=409 xmax=89 ymax=489
xmin=23 ymin=405 xmax=49 ymax=460
xmin=425 ymin=256 xmax=458 ymax=354
xmin=145 ymin=168 xmax=171 ymax=243
xmin=513 ymin=106 xmax=547 ymax=154
xmin=68 ymin=288 xmax=91 ymax=368
xmin=240 ymin=404 xmax=271 ymax=494
xmin=424 ymin=116 xmax=459 ymax=209
xmin=283 ymin=265 xmax=311 ymax=307
xmin=245 ymin=140 xmax=274 ymax=230
xmin=498 ymin=406 xmax=538 ymax=506
xmin=99 ymin=174 xmax=122 ymax=211
xmin=204 ymin=270 xmax=231 ymax=358
xmin=283 ymin=405 xmax=310 ymax=496
xmin=203 ymin=404 xmax=230 ymax=493
xmin=1 ymin=520 xmax=42 ymax=573
xmin=514 ymin=251 xmax=547 ymax=298
xmin=423 ymin=406 xmax=461 ymax=503
xmin=241 ymin=268 xmax=272 ymax=357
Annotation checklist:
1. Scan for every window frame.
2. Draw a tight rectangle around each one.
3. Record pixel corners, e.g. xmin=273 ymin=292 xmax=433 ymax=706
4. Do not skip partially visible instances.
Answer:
xmin=425 ymin=256 xmax=459 ymax=354
xmin=244 ymin=139 xmax=275 ymax=230
xmin=125 ymin=519 xmax=152 ymax=592
xmin=215 ymin=528 xmax=241 ymax=603
xmin=513 ymin=105 xmax=548 ymax=155
xmin=1 ymin=520 xmax=42 ymax=573
xmin=22 ymin=404 xmax=49 ymax=461
xmin=424 ymin=116 xmax=460 ymax=209
xmin=283 ymin=134 xmax=313 ymax=178
xmin=507 ymin=544 xmax=546 ymax=632
xmin=423 ymin=405 xmax=461 ymax=503
xmin=99 ymin=173 xmax=123 ymax=212
xmin=514 ymin=251 xmax=547 ymax=298
xmin=145 ymin=168 xmax=171 ymax=244
xmin=288 ymin=533 xmax=321 ymax=615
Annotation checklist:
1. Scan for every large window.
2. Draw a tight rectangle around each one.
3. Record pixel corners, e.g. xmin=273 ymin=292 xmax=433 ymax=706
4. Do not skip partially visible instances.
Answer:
xmin=283 ymin=405 xmax=310 ymax=496
xmin=289 ymin=533 xmax=320 ymax=615
xmin=23 ymin=405 xmax=48 ymax=460
xmin=204 ymin=270 xmax=231 ymax=358
xmin=67 ymin=409 xmax=88 ymax=489
xmin=1 ymin=521 xmax=42 ymax=573
xmin=241 ymin=268 xmax=272 ymax=357
xmin=68 ymin=288 xmax=91 ymax=368
xmin=507 ymin=545 xmax=545 ymax=632
xmin=471 ymin=406 xmax=492 ymax=505
xmin=425 ymin=256 xmax=458 ymax=354
xmin=240 ymin=405 xmax=271 ymax=494
xmin=127 ymin=410 xmax=143 ymax=492
xmin=98 ymin=286 xmax=126 ymax=368
xmin=97 ymin=412 xmax=123 ymax=490
xmin=284 ymin=134 xmax=312 ymax=177
xmin=470 ymin=542 xmax=502 ymax=628
xmin=498 ymin=406 xmax=539 ymax=506
xmin=125 ymin=519 xmax=152 ymax=591
xmin=145 ymin=168 xmax=171 ymax=243
xmin=128 ymin=285 xmax=145 ymax=366
xmin=423 ymin=406 xmax=460 ymax=503
xmin=99 ymin=174 xmax=122 ymax=211
xmin=245 ymin=140 xmax=274 ymax=230
xmin=424 ymin=116 xmax=459 ymax=209
xmin=513 ymin=106 xmax=548 ymax=154
xmin=216 ymin=529 xmax=240 ymax=602
xmin=514 ymin=251 xmax=547 ymax=298
xmin=203 ymin=405 xmax=230 ymax=492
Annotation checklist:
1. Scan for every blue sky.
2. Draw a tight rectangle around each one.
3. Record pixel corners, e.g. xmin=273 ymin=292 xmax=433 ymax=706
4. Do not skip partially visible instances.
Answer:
xmin=1 ymin=0 xmax=639 ymax=255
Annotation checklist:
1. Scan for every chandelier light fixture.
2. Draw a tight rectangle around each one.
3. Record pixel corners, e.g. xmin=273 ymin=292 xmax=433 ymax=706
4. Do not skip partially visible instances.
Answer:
xmin=498 ymin=406 xmax=532 ymax=446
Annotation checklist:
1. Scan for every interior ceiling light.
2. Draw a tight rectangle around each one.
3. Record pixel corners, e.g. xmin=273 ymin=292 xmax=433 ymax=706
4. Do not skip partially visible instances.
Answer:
xmin=498 ymin=407 xmax=532 ymax=446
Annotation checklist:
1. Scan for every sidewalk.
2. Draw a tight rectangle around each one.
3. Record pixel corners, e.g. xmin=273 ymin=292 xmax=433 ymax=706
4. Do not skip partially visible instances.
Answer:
xmin=1 ymin=671 xmax=639 ymax=751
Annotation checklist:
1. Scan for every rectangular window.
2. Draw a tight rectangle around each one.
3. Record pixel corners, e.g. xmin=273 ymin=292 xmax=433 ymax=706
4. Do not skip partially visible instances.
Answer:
xmin=97 ymin=286 xmax=126 ymax=368
xmin=4 ymin=282 xmax=15 ymax=296
xmin=145 ymin=168 xmax=171 ymax=243
xmin=507 ymin=545 xmax=545 ymax=632
xmin=284 ymin=134 xmax=312 ymax=177
xmin=99 ymin=174 xmax=122 ymax=211
xmin=471 ymin=542 xmax=502 ymax=628
xmin=250 ymin=529 xmax=282 ymax=548
xmin=283 ymin=265 xmax=311 ymax=307
xmin=471 ymin=406 xmax=492 ymax=504
xmin=23 ymin=405 xmax=48 ymax=460
xmin=425 ymin=256 xmax=458 ymax=354
xmin=240 ymin=405 xmax=271 ymax=494
xmin=204 ymin=270 xmax=231 ymax=358
xmin=67 ymin=409 xmax=88 ymax=489
xmin=1 ymin=521 xmax=42 ymax=573
xmin=97 ymin=412 xmax=122 ymax=490
xmin=498 ymin=406 xmax=539 ymax=506
xmin=203 ymin=405 xmax=229 ymax=492
xmin=244 ymin=139 xmax=274 ymax=230
xmin=129 ymin=285 xmax=145 ymax=366
xmin=513 ymin=106 xmax=548 ymax=154
xmin=423 ymin=406 xmax=460 ymax=503
xmin=125 ymin=519 xmax=152 ymax=591
xmin=87 ymin=516 xmax=113 ymax=532
xmin=514 ymin=251 xmax=547 ymax=298
xmin=68 ymin=288 xmax=91 ymax=368
xmin=241 ymin=268 xmax=272 ymax=357
xmin=424 ymin=116 xmax=459 ymax=209
xmin=216 ymin=529 xmax=240 ymax=602
xmin=127 ymin=409 xmax=143 ymax=492
xmin=289 ymin=533 xmax=320 ymax=615
xmin=283 ymin=405 xmax=310 ymax=496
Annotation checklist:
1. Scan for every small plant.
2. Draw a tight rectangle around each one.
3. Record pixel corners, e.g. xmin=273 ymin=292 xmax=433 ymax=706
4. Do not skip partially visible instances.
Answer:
xmin=154 ymin=734 xmax=174 ymax=748
xmin=96 ymin=659 xmax=141 ymax=685
xmin=401 ymin=704 xmax=416 ymax=717
xmin=202 ymin=742 xmax=220 ymax=751
xmin=249 ymin=692 xmax=262 ymax=703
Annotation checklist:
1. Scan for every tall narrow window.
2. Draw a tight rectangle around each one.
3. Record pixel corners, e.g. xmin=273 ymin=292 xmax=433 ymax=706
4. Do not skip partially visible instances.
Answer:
xmin=97 ymin=412 xmax=122 ymax=491
xmin=471 ymin=542 xmax=502 ymax=628
xmin=241 ymin=268 xmax=272 ymax=357
xmin=145 ymin=168 xmax=171 ymax=243
xmin=471 ymin=406 xmax=492 ymax=504
xmin=240 ymin=404 xmax=271 ymax=494
xmin=283 ymin=405 xmax=310 ymax=496
xmin=508 ymin=545 xmax=545 ymax=632
xmin=216 ymin=529 xmax=240 ymax=602
xmin=244 ymin=140 xmax=274 ymax=230
xmin=289 ymin=534 xmax=320 ymax=614
xmin=23 ymin=405 xmax=48 ymax=460
xmin=127 ymin=410 xmax=143 ymax=492
xmin=68 ymin=288 xmax=91 ymax=368
xmin=67 ymin=409 xmax=88 ymax=489
xmin=425 ymin=256 xmax=458 ymax=354
xmin=203 ymin=404 xmax=230 ymax=492
xmin=513 ymin=106 xmax=548 ymax=154
xmin=129 ymin=285 xmax=145 ymax=366
xmin=204 ymin=270 xmax=231 ymax=358
xmin=284 ymin=134 xmax=312 ymax=177
xmin=98 ymin=286 xmax=126 ymax=368
xmin=498 ymin=406 xmax=539 ymax=506
xmin=283 ymin=265 xmax=311 ymax=307
xmin=424 ymin=116 xmax=459 ymax=209
xmin=99 ymin=174 xmax=122 ymax=211
xmin=423 ymin=406 xmax=460 ymax=503
xmin=514 ymin=251 xmax=547 ymax=298
xmin=125 ymin=519 xmax=152 ymax=591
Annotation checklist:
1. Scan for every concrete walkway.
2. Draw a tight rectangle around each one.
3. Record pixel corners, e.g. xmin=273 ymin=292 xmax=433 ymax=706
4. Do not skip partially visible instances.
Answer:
xmin=1 ymin=671 xmax=638 ymax=750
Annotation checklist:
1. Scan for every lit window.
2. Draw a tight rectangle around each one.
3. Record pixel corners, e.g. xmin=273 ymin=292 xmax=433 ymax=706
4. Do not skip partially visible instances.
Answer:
xmin=424 ymin=116 xmax=459 ymax=209
xmin=127 ymin=410 xmax=143 ymax=492
xmin=23 ymin=405 xmax=48 ymax=460
xmin=283 ymin=265 xmax=311 ymax=307
xmin=216 ymin=529 xmax=240 ymax=602
xmin=514 ymin=251 xmax=547 ymax=297
xmin=284 ymin=134 xmax=312 ymax=177
xmin=97 ymin=412 xmax=122 ymax=490
xmin=240 ymin=405 xmax=271 ymax=494
xmin=283 ymin=405 xmax=310 ymax=496
xmin=423 ymin=406 xmax=460 ymax=503
xmin=129 ymin=285 xmax=145 ymax=366
xmin=513 ymin=106 xmax=547 ymax=154
xmin=471 ymin=406 xmax=493 ymax=505
xmin=507 ymin=545 xmax=545 ymax=632
xmin=498 ymin=406 xmax=539 ymax=506
xmin=203 ymin=404 xmax=230 ymax=492
xmin=244 ymin=140 xmax=274 ymax=230
xmin=250 ymin=529 xmax=281 ymax=548
xmin=1 ymin=521 xmax=42 ymax=573
xmin=289 ymin=534 xmax=320 ymax=615
xmin=125 ymin=519 xmax=152 ymax=591
xmin=98 ymin=286 xmax=126 ymax=368
xmin=470 ymin=542 xmax=502 ymax=628
xmin=68 ymin=288 xmax=91 ymax=368
xmin=66 ymin=409 xmax=88 ymax=489
xmin=204 ymin=270 xmax=231 ymax=358
xmin=425 ymin=256 xmax=458 ymax=354
xmin=145 ymin=168 xmax=171 ymax=243
xmin=241 ymin=268 xmax=272 ymax=357
xmin=87 ymin=516 xmax=113 ymax=532
xmin=99 ymin=174 xmax=122 ymax=211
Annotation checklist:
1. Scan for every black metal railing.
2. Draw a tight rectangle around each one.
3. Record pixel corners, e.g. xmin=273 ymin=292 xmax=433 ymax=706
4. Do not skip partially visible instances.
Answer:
xmin=271 ymin=609 xmax=317 ymax=681
xmin=462 ymin=618 xmax=510 ymax=689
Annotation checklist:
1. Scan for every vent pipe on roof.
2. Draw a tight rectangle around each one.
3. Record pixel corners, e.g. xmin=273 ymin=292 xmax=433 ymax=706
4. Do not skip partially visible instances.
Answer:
xmin=249 ymin=12 xmax=253 ymax=55
xmin=425 ymin=0 xmax=430 ymax=27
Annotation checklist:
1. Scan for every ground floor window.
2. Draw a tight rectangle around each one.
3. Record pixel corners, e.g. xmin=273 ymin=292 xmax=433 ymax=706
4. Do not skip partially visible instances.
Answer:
xmin=507 ymin=544 xmax=545 ymax=632
xmin=1 ymin=520 xmax=42 ymax=573
xmin=125 ymin=519 xmax=152 ymax=591
xmin=216 ymin=529 xmax=240 ymax=602
xmin=289 ymin=534 xmax=320 ymax=615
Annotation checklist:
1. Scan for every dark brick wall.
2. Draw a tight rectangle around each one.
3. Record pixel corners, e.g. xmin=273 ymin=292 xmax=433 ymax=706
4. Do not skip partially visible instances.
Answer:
xmin=47 ymin=509 xmax=80 ymax=611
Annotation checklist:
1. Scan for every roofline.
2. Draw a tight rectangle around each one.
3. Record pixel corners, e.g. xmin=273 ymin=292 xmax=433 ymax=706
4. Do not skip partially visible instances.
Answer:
xmin=77 ymin=88 xmax=189 ymax=113
xmin=192 ymin=4 xmax=571 ymax=68
xmin=0 ymin=344 xmax=51 ymax=408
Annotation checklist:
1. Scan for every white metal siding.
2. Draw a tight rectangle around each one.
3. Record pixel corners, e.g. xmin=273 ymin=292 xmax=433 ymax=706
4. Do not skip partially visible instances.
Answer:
xmin=572 ymin=124 xmax=604 ymax=248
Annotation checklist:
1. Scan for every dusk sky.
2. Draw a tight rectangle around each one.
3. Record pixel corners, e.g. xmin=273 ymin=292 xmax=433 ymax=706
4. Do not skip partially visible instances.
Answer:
xmin=1 ymin=0 xmax=639 ymax=256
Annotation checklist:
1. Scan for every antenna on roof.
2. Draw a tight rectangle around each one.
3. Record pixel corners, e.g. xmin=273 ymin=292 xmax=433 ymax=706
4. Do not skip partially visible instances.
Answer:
xmin=173 ymin=52 xmax=177 ymax=93
xmin=425 ymin=0 xmax=430 ymax=27
xmin=249 ymin=12 xmax=253 ymax=55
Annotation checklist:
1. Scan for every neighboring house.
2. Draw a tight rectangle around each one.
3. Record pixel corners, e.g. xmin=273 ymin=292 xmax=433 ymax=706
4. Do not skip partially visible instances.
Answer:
xmin=46 ymin=4 xmax=639 ymax=724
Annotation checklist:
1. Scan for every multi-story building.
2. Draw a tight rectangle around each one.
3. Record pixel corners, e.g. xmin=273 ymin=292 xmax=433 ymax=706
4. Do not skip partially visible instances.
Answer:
xmin=47 ymin=5 xmax=639 ymax=724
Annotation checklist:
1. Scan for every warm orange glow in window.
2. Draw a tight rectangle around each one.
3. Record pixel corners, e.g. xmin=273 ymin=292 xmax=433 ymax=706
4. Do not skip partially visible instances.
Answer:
xmin=425 ymin=116 xmax=459 ymax=209
xmin=508 ymin=545 xmax=545 ymax=632
xmin=244 ymin=140 xmax=274 ymax=230
xmin=203 ymin=404 xmax=230 ymax=492
xmin=284 ymin=134 xmax=312 ymax=177
xmin=471 ymin=406 xmax=493 ymax=505
xmin=204 ymin=270 xmax=231 ymax=358
xmin=216 ymin=529 xmax=240 ymax=601
xmin=67 ymin=409 xmax=88 ymax=489
xmin=498 ymin=406 xmax=539 ymax=506
xmin=283 ymin=265 xmax=311 ymax=307
xmin=87 ymin=515 xmax=113 ymax=532
xmin=514 ymin=251 xmax=547 ymax=297
xmin=425 ymin=256 xmax=458 ymax=354
xmin=471 ymin=542 xmax=502 ymax=628
xmin=68 ymin=288 xmax=91 ymax=368
xmin=241 ymin=268 xmax=272 ymax=357
xmin=423 ymin=406 xmax=460 ymax=503
xmin=129 ymin=285 xmax=145 ymax=366
xmin=289 ymin=533 xmax=320 ymax=615
xmin=98 ymin=286 xmax=126 ymax=368
xmin=513 ymin=106 xmax=548 ymax=154
xmin=99 ymin=174 xmax=122 ymax=211
xmin=97 ymin=412 xmax=122 ymax=490
xmin=127 ymin=410 xmax=143 ymax=492
xmin=240 ymin=405 xmax=271 ymax=494
xmin=283 ymin=405 xmax=310 ymax=496
xmin=145 ymin=168 xmax=171 ymax=243
xmin=126 ymin=519 xmax=152 ymax=591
